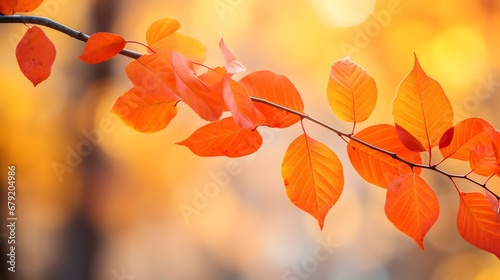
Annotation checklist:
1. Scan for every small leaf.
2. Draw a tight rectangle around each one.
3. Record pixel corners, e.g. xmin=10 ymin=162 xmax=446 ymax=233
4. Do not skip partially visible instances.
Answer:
xmin=79 ymin=32 xmax=126 ymax=64
xmin=327 ymin=57 xmax=377 ymax=124
xmin=487 ymin=128 xmax=500 ymax=176
xmin=385 ymin=173 xmax=439 ymax=250
xmin=347 ymin=124 xmax=422 ymax=188
xmin=392 ymin=54 xmax=453 ymax=151
xmin=111 ymin=87 xmax=178 ymax=133
xmin=219 ymin=37 xmax=246 ymax=74
xmin=15 ymin=26 xmax=56 ymax=86
xmin=457 ymin=192 xmax=500 ymax=259
xmin=170 ymin=51 xmax=225 ymax=121
xmin=440 ymin=117 xmax=494 ymax=161
xmin=146 ymin=18 xmax=181 ymax=46
xmin=0 ymin=0 xmax=17 ymax=14
xmin=239 ymin=70 xmax=304 ymax=128
xmin=222 ymin=77 xmax=258 ymax=129
xmin=148 ymin=31 xmax=207 ymax=64
xmin=282 ymin=133 xmax=344 ymax=229
xmin=395 ymin=124 xmax=426 ymax=152
xmin=1 ymin=0 xmax=43 ymax=14
xmin=438 ymin=126 xmax=454 ymax=149
xmin=177 ymin=117 xmax=262 ymax=157
xmin=469 ymin=144 xmax=496 ymax=177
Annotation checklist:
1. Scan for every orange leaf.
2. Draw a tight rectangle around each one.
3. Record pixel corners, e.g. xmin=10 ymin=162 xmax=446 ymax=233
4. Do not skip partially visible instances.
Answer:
xmin=439 ymin=117 xmax=494 ymax=161
xmin=15 ymin=26 xmax=56 ymax=86
xmin=148 ymin=31 xmax=207 ymax=64
xmin=125 ymin=53 xmax=180 ymax=101
xmin=219 ymin=37 xmax=245 ymax=74
xmin=487 ymin=128 xmax=500 ymax=176
xmin=146 ymin=18 xmax=181 ymax=47
xmin=170 ymin=51 xmax=224 ymax=121
xmin=457 ymin=192 xmax=500 ymax=259
xmin=1 ymin=0 xmax=43 ymax=14
xmin=111 ymin=87 xmax=178 ymax=133
xmin=347 ymin=124 xmax=422 ymax=188
xmin=392 ymin=54 xmax=453 ymax=151
xmin=78 ymin=32 xmax=126 ymax=64
xmin=327 ymin=57 xmax=377 ymax=125
xmin=282 ymin=133 xmax=344 ymax=229
xmin=469 ymin=144 xmax=496 ymax=177
xmin=239 ymin=70 xmax=304 ymax=128
xmin=395 ymin=124 xmax=426 ymax=152
xmin=385 ymin=173 xmax=439 ymax=249
xmin=222 ymin=78 xmax=258 ymax=129
xmin=177 ymin=117 xmax=262 ymax=157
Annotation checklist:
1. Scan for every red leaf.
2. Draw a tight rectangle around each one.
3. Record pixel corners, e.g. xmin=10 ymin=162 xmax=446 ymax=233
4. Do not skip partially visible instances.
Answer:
xmin=395 ymin=124 xmax=426 ymax=152
xmin=0 ymin=0 xmax=17 ymax=14
xmin=1 ymin=0 xmax=43 ymax=14
xmin=79 ymin=32 xmax=126 ymax=64
xmin=440 ymin=117 xmax=494 ymax=161
xmin=111 ymin=87 xmax=178 ymax=133
xmin=219 ymin=37 xmax=245 ymax=75
xmin=239 ymin=70 xmax=304 ymax=128
xmin=170 ymin=51 xmax=225 ymax=121
xmin=222 ymin=78 xmax=258 ymax=129
xmin=282 ymin=133 xmax=344 ymax=229
xmin=347 ymin=124 xmax=422 ymax=188
xmin=438 ymin=126 xmax=455 ymax=149
xmin=457 ymin=192 xmax=500 ymax=259
xmin=15 ymin=26 xmax=56 ymax=86
xmin=385 ymin=173 xmax=439 ymax=249
xmin=177 ymin=117 xmax=262 ymax=157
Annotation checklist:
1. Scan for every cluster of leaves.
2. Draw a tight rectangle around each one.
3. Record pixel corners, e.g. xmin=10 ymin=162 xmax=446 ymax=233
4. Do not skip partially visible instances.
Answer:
xmin=3 ymin=0 xmax=500 ymax=259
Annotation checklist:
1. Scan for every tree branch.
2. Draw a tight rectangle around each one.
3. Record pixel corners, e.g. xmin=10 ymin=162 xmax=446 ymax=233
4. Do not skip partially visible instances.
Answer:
xmin=2 ymin=14 xmax=498 ymax=200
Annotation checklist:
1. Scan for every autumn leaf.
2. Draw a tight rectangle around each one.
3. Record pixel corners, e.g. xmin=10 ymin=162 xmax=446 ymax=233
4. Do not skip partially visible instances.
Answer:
xmin=111 ymin=87 xmax=178 ymax=133
xmin=486 ymin=127 xmax=500 ymax=176
xmin=78 ymin=32 xmax=126 ymax=64
xmin=347 ymin=124 xmax=422 ymax=189
xmin=385 ymin=173 xmax=439 ymax=249
xmin=282 ymin=133 xmax=344 ymax=229
xmin=177 ymin=117 xmax=262 ymax=157
xmin=222 ymin=78 xmax=258 ymax=129
xmin=457 ymin=192 xmax=500 ymax=259
xmin=0 ymin=0 xmax=43 ymax=14
xmin=146 ymin=17 xmax=181 ymax=47
xmin=327 ymin=57 xmax=377 ymax=127
xmin=125 ymin=53 xmax=180 ymax=101
xmin=469 ymin=144 xmax=496 ymax=177
xmin=392 ymin=54 xmax=453 ymax=152
xmin=170 ymin=51 xmax=225 ymax=121
xmin=439 ymin=117 xmax=494 ymax=161
xmin=219 ymin=37 xmax=245 ymax=75
xmin=239 ymin=70 xmax=304 ymax=128
xmin=15 ymin=26 xmax=56 ymax=86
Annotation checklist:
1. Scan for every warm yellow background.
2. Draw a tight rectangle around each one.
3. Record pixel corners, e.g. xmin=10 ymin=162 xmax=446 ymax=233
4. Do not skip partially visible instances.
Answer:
xmin=1 ymin=0 xmax=500 ymax=279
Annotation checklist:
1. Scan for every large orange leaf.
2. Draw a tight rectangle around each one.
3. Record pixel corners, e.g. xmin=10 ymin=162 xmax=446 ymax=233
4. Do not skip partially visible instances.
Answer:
xmin=439 ymin=117 xmax=494 ymax=161
xmin=146 ymin=18 xmax=181 ymax=47
xmin=469 ymin=144 xmax=496 ymax=177
xmin=15 ymin=26 xmax=56 ymax=86
xmin=282 ymin=133 xmax=344 ymax=229
xmin=219 ymin=37 xmax=245 ymax=75
xmin=486 ymin=128 xmax=500 ymax=176
xmin=111 ymin=87 xmax=178 ymax=133
xmin=239 ymin=70 xmax=304 ymax=128
xmin=170 ymin=51 xmax=224 ymax=121
xmin=392 ymin=54 xmax=453 ymax=152
xmin=222 ymin=78 xmax=258 ymax=129
xmin=177 ymin=117 xmax=262 ymax=157
xmin=125 ymin=53 xmax=180 ymax=101
xmin=347 ymin=124 xmax=422 ymax=189
xmin=457 ymin=192 xmax=500 ymax=259
xmin=385 ymin=173 xmax=439 ymax=249
xmin=78 ymin=32 xmax=126 ymax=64
xmin=1 ymin=0 xmax=43 ymax=14
xmin=327 ymin=57 xmax=377 ymax=125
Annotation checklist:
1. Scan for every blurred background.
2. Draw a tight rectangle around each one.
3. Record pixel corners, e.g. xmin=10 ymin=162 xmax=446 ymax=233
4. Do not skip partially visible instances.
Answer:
xmin=1 ymin=0 xmax=500 ymax=279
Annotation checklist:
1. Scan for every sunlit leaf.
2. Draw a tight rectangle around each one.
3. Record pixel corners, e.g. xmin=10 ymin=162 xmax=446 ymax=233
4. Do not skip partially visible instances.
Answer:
xmin=440 ymin=117 xmax=494 ymax=161
xmin=327 ymin=57 xmax=377 ymax=125
xmin=78 ymin=32 xmax=126 ymax=64
xmin=469 ymin=144 xmax=496 ymax=177
xmin=15 ymin=26 xmax=56 ymax=86
xmin=222 ymin=78 xmax=257 ymax=129
xmin=395 ymin=124 xmax=426 ymax=152
xmin=1 ymin=0 xmax=43 ymax=14
xmin=485 ymin=127 xmax=500 ymax=176
xmin=282 ymin=133 xmax=344 ymax=229
xmin=177 ymin=117 xmax=262 ymax=157
xmin=457 ymin=192 xmax=500 ymax=259
xmin=111 ymin=87 xmax=178 ymax=133
xmin=0 ymin=0 xmax=17 ymax=14
xmin=148 ymin=31 xmax=207 ymax=64
xmin=385 ymin=173 xmax=439 ymax=250
xmin=239 ymin=70 xmax=304 ymax=128
xmin=219 ymin=37 xmax=245 ymax=74
xmin=170 ymin=51 xmax=224 ymax=121
xmin=146 ymin=18 xmax=181 ymax=47
xmin=347 ymin=124 xmax=422 ymax=188
xmin=392 ymin=54 xmax=453 ymax=151
xmin=125 ymin=53 xmax=180 ymax=101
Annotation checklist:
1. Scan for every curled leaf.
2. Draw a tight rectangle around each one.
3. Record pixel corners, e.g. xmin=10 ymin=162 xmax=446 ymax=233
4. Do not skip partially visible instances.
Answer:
xmin=219 ymin=37 xmax=245 ymax=74
xmin=79 ymin=32 xmax=126 ymax=64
